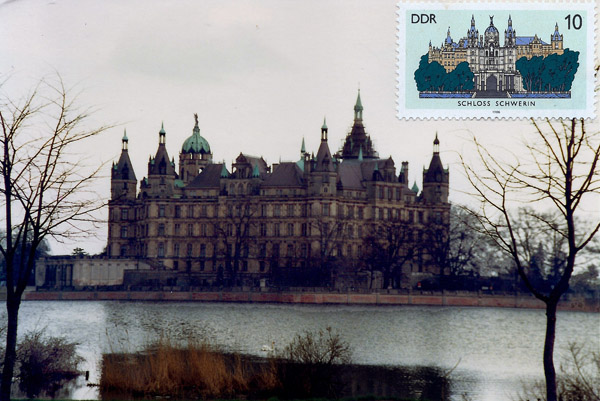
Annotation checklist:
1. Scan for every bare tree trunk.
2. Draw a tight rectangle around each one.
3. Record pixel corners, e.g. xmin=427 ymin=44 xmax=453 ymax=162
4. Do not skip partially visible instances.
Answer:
xmin=1 ymin=296 xmax=21 ymax=401
xmin=544 ymin=299 xmax=559 ymax=401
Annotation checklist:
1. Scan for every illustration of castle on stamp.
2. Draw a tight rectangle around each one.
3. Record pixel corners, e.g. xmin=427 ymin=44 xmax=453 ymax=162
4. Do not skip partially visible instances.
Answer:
xmin=397 ymin=2 xmax=596 ymax=119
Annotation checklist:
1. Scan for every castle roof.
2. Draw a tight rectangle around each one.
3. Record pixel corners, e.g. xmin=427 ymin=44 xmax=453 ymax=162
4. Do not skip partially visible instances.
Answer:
xmin=181 ymin=114 xmax=211 ymax=154
xmin=516 ymin=36 xmax=549 ymax=45
xmin=186 ymin=163 xmax=224 ymax=188
xmin=263 ymin=162 xmax=304 ymax=187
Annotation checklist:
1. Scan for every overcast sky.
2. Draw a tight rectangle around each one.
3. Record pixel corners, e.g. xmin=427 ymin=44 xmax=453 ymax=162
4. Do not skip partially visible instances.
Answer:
xmin=0 ymin=0 xmax=598 ymax=254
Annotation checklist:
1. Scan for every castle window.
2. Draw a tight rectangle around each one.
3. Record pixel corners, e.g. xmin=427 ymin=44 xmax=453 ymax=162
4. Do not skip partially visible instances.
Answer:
xmin=187 ymin=243 xmax=193 ymax=257
xmin=287 ymin=244 xmax=294 ymax=258
xmin=274 ymin=205 xmax=281 ymax=217
xmin=259 ymin=244 xmax=266 ymax=258
xmin=396 ymin=188 xmax=400 ymax=200
xmin=287 ymin=223 xmax=294 ymax=236
xmin=175 ymin=224 xmax=181 ymax=236
xmin=121 ymin=209 xmax=128 ymax=220
xmin=159 ymin=205 xmax=165 ymax=217
xmin=120 ymin=246 xmax=127 ymax=257
xmin=347 ymin=206 xmax=354 ymax=218
xmin=200 ymin=261 xmax=205 ymax=271
xmin=158 ymin=243 xmax=165 ymax=258
xmin=174 ymin=243 xmax=180 ymax=257
xmin=274 ymin=223 xmax=281 ymax=237
xmin=301 ymin=243 xmax=308 ymax=258
xmin=201 ymin=224 xmax=207 ymax=236
xmin=120 ymin=226 xmax=128 ymax=238
xmin=322 ymin=203 xmax=329 ymax=216
xmin=301 ymin=204 xmax=308 ymax=217
xmin=259 ymin=261 xmax=265 ymax=272
xmin=272 ymin=243 xmax=280 ymax=258
xmin=358 ymin=225 xmax=363 ymax=238
xmin=378 ymin=187 xmax=384 ymax=199
xmin=158 ymin=224 xmax=165 ymax=236
xmin=288 ymin=204 xmax=294 ymax=217
xmin=301 ymin=223 xmax=308 ymax=237
xmin=358 ymin=207 xmax=364 ymax=219
xmin=260 ymin=223 xmax=267 ymax=236
xmin=175 ymin=206 xmax=181 ymax=218
xmin=226 ymin=224 xmax=233 ymax=236
xmin=200 ymin=244 xmax=206 ymax=258
xmin=200 ymin=205 xmax=207 ymax=217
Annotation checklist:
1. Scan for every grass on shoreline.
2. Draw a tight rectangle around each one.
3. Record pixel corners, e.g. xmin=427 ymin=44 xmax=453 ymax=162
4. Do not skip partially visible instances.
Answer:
xmin=101 ymin=338 xmax=279 ymax=399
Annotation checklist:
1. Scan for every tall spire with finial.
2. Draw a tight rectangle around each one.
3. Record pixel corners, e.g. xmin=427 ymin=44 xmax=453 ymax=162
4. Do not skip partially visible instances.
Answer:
xmin=321 ymin=117 xmax=328 ymax=142
xmin=354 ymin=90 xmax=363 ymax=121
xmin=159 ymin=122 xmax=166 ymax=145
xmin=122 ymin=129 xmax=129 ymax=151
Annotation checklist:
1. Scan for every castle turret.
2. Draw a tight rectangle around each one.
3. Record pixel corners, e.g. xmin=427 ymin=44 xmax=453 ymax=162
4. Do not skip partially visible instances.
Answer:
xmin=145 ymin=123 xmax=176 ymax=197
xmin=340 ymin=90 xmax=377 ymax=160
xmin=310 ymin=118 xmax=337 ymax=196
xmin=179 ymin=113 xmax=212 ymax=184
xmin=422 ymin=134 xmax=449 ymax=203
xmin=505 ymin=15 xmax=516 ymax=47
xmin=111 ymin=130 xmax=137 ymax=200
xmin=551 ymin=22 xmax=563 ymax=51
xmin=108 ymin=130 xmax=137 ymax=258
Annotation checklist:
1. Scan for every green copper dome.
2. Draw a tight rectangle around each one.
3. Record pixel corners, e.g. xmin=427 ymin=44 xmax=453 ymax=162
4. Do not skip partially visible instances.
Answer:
xmin=182 ymin=114 xmax=211 ymax=154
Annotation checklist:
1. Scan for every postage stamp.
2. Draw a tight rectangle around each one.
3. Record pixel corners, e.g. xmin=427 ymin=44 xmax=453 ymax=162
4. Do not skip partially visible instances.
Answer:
xmin=396 ymin=1 xmax=597 ymax=119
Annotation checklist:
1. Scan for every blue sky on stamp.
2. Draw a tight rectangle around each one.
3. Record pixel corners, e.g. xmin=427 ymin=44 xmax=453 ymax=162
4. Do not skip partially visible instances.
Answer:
xmin=0 ymin=0 xmax=598 ymax=254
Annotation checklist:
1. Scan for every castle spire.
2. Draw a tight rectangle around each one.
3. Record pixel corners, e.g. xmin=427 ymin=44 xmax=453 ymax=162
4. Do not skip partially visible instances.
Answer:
xmin=433 ymin=133 xmax=440 ymax=154
xmin=301 ymin=137 xmax=306 ymax=154
xmin=122 ymin=129 xmax=129 ymax=151
xmin=321 ymin=116 xmax=328 ymax=142
xmin=354 ymin=90 xmax=363 ymax=120
xmin=159 ymin=122 xmax=166 ymax=145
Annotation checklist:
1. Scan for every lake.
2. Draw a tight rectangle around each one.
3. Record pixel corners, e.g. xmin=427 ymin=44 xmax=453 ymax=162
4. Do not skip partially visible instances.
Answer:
xmin=11 ymin=301 xmax=600 ymax=400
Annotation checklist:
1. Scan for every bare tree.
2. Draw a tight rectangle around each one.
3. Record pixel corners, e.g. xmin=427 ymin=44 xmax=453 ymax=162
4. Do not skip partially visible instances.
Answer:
xmin=214 ymin=198 xmax=258 ymax=286
xmin=0 ymin=77 xmax=108 ymax=400
xmin=463 ymin=119 xmax=600 ymax=401
xmin=362 ymin=220 xmax=417 ymax=289
xmin=310 ymin=216 xmax=349 ymax=287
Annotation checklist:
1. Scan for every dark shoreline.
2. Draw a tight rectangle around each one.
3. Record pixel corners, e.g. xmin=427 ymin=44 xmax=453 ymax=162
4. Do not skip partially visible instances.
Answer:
xmin=17 ymin=289 xmax=599 ymax=313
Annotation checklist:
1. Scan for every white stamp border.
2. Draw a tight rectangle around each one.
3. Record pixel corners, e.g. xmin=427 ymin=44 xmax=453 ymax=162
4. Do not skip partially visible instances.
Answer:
xmin=396 ymin=1 xmax=597 ymax=120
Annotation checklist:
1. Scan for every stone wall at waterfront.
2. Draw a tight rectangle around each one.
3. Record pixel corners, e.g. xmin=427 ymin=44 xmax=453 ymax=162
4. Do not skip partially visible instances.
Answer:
xmin=19 ymin=290 xmax=600 ymax=312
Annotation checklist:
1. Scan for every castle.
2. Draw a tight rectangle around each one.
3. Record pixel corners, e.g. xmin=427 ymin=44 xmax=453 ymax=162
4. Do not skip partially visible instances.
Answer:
xmin=428 ymin=15 xmax=564 ymax=92
xmin=107 ymin=92 xmax=450 ymax=288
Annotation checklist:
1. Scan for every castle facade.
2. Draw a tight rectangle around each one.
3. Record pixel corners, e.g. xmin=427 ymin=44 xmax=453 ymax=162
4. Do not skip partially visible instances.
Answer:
xmin=107 ymin=93 xmax=450 ymax=288
xmin=428 ymin=15 xmax=564 ymax=92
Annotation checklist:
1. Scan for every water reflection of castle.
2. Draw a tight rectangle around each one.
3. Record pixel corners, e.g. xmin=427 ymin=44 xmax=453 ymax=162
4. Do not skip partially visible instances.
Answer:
xmin=428 ymin=15 xmax=564 ymax=92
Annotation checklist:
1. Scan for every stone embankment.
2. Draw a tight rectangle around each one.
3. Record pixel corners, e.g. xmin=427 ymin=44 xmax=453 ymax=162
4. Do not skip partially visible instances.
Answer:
xmin=18 ymin=290 xmax=600 ymax=312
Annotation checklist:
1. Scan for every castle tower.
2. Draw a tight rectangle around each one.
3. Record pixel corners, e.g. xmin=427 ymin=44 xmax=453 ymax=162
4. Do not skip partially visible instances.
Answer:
xmin=504 ymin=15 xmax=516 ymax=47
xmin=310 ymin=118 xmax=337 ymax=196
xmin=111 ymin=130 xmax=137 ymax=200
xmin=145 ymin=123 xmax=176 ymax=197
xmin=179 ymin=113 xmax=212 ymax=184
xmin=551 ymin=22 xmax=563 ymax=51
xmin=467 ymin=14 xmax=479 ymax=47
xmin=340 ymin=90 xmax=377 ymax=160
xmin=422 ymin=134 xmax=449 ymax=203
